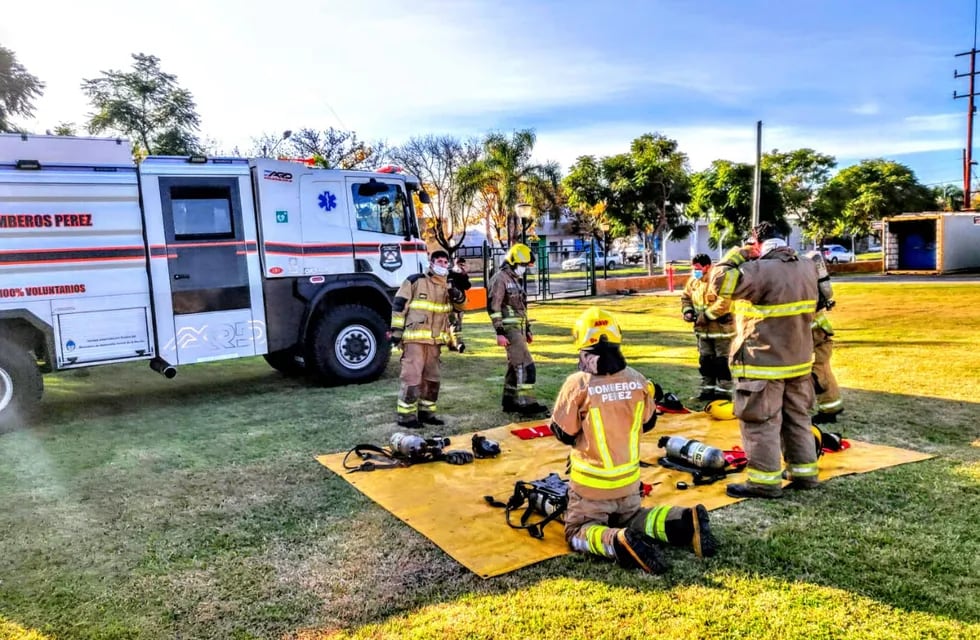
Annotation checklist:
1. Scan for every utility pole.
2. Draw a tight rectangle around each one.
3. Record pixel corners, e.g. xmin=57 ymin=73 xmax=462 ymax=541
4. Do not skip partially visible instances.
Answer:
xmin=751 ymin=120 xmax=762 ymax=228
xmin=955 ymin=49 xmax=978 ymax=210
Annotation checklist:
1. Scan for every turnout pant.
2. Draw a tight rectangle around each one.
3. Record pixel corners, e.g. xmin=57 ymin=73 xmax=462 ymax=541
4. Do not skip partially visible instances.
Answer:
xmin=811 ymin=327 xmax=842 ymax=416
xmin=397 ymin=342 xmax=442 ymax=419
xmin=697 ymin=335 xmax=733 ymax=396
xmin=733 ymin=375 xmax=818 ymax=492
xmin=564 ymin=490 xmax=689 ymax=560
xmin=502 ymin=327 xmax=538 ymax=407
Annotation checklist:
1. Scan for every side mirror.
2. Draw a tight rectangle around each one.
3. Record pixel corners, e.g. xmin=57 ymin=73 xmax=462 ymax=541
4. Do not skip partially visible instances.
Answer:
xmin=357 ymin=179 xmax=389 ymax=197
xmin=418 ymin=190 xmax=432 ymax=205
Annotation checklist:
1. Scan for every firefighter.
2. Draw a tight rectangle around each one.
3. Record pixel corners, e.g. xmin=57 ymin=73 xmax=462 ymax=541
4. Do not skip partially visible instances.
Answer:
xmin=804 ymin=249 xmax=843 ymax=424
xmin=447 ymin=256 xmax=472 ymax=353
xmin=389 ymin=250 xmax=467 ymax=429
xmin=550 ymin=307 xmax=717 ymax=574
xmin=710 ymin=223 xmax=820 ymax=499
xmin=487 ymin=243 xmax=548 ymax=416
xmin=680 ymin=253 xmax=735 ymax=401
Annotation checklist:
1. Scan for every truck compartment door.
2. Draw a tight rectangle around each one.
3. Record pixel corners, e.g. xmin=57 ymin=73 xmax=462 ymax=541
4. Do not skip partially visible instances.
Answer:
xmin=157 ymin=176 xmax=260 ymax=364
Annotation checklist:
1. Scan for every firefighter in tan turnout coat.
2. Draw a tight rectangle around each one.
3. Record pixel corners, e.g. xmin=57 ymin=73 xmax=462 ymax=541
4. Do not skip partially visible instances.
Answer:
xmin=681 ymin=253 xmax=735 ymax=401
xmin=389 ymin=250 xmax=467 ymax=429
xmin=549 ymin=307 xmax=718 ymax=573
xmin=804 ymin=249 xmax=843 ymax=424
xmin=710 ymin=223 xmax=821 ymax=499
xmin=487 ymin=243 xmax=548 ymax=416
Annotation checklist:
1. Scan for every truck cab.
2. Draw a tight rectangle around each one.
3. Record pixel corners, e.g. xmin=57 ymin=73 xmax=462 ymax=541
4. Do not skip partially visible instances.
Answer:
xmin=0 ymin=133 xmax=428 ymax=428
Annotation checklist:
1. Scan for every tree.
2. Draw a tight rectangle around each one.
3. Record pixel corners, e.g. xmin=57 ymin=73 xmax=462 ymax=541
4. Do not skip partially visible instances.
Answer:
xmin=81 ymin=53 xmax=200 ymax=155
xmin=932 ymin=184 xmax=963 ymax=212
xmin=562 ymin=133 xmax=692 ymax=271
xmin=762 ymin=148 xmax=836 ymax=240
xmin=287 ymin=127 xmax=386 ymax=170
xmin=813 ymin=159 xmax=934 ymax=240
xmin=388 ymin=134 xmax=483 ymax=253
xmin=0 ymin=46 xmax=45 ymax=132
xmin=51 ymin=122 xmax=77 ymax=136
xmin=688 ymin=160 xmax=787 ymax=249
xmin=456 ymin=129 xmax=551 ymax=246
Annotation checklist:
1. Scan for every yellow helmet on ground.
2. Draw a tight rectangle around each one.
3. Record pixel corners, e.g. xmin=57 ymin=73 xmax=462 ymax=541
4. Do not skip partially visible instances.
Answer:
xmin=505 ymin=243 xmax=533 ymax=265
xmin=705 ymin=399 xmax=735 ymax=420
xmin=572 ymin=306 xmax=622 ymax=351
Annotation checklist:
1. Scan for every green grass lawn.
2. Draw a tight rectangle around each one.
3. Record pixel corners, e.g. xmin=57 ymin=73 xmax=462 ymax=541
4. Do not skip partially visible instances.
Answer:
xmin=1 ymin=283 xmax=979 ymax=639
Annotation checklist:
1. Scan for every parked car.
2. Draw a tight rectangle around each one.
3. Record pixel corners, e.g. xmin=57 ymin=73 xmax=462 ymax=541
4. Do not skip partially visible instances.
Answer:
xmin=561 ymin=250 xmax=617 ymax=271
xmin=820 ymin=244 xmax=855 ymax=263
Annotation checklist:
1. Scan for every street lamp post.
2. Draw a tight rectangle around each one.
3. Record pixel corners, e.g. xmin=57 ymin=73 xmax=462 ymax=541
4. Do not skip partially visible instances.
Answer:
xmin=515 ymin=203 xmax=533 ymax=290
xmin=263 ymin=129 xmax=292 ymax=158
xmin=600 ymin=222 xmax=610 ymax=280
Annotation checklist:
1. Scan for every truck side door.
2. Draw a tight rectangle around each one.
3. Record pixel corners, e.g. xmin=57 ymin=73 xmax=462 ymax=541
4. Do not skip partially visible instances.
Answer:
xmin=140 ymin=159 xmax=265 ymax=365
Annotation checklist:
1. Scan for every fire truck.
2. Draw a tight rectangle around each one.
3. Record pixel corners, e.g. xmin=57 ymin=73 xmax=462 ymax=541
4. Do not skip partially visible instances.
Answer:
xmin=0 ymin=133 xmax=431 ymax=428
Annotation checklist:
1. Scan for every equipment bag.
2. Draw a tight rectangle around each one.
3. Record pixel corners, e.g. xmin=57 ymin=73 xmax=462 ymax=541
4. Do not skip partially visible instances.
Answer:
xmin=485 ymin=472 xmax=569 ymax=539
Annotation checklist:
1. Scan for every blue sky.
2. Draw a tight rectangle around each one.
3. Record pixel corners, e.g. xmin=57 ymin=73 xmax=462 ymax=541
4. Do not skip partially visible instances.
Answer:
xmin=2 ymin=0 xmax=976 ymax=187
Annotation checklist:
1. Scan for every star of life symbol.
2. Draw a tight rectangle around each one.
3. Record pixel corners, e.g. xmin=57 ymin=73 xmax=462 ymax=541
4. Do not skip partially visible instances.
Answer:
xmin=318 ymin=191 xmax=337 ymax=211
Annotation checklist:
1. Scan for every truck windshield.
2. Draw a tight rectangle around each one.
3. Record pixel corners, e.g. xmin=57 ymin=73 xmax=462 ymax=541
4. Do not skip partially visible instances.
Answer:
xmin=351 ymin=182 xmax=408 ymax=236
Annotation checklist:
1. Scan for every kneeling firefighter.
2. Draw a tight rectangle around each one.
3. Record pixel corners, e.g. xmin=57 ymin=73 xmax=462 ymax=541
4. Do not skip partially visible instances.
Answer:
xmin=549 ymin=307 xmax=718 ymax=573
xmin=487 ymin=243 xmax=548 ymax=416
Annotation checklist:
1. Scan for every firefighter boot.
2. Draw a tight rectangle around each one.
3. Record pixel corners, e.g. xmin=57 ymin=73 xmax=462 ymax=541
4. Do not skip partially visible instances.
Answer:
xmin=419 ymin=384 xmax=445 ymax=426
xmin=812 ymin=410 xmax=842 ymax=425
xmin=726 ymin=482 xmax=783 ymax=499
xmin=396 ymin=414 xmax=421 ymax=430
xmin=613 ymin=529 xmax=669 ymax=574
xmin=687 ymin=505 xmax=717 ymax=558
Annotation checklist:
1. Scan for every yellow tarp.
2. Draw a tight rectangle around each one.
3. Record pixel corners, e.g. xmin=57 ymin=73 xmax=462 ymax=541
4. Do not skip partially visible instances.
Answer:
xmin=315 ymin=412 xmax=933 ymax=578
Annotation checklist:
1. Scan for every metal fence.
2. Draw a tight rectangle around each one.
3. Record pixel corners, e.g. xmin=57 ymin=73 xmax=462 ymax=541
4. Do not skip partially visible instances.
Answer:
xmin=456 ymin=241 xmax=601 ymax=301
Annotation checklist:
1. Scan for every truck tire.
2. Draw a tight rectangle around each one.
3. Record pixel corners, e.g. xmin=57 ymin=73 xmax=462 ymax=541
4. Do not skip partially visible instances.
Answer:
xmin=0 ymin=338 xmax=43 ymax=431
xmin=307 ymin=304 xmax=391 ymax=385
xmin=263 ymin=349 xmax=306 ymax=377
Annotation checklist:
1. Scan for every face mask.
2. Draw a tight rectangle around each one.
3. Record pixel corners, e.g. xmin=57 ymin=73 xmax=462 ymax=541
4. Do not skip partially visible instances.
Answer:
xmin=693 ymin=269 xmax=703 ymax=280
xmin=431 ymin=264 xmax=449 ymax=277
xmin=514 ymin=266 xmax=526 ymax=276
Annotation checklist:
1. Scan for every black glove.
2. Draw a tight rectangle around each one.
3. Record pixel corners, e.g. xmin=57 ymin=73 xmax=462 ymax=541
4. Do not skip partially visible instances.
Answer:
xmin=449 ymin=287 xmax=466 ymax=304
xmin=717 ymin=313 xmax=733 ymax=324
xmin=683 ymin=312 xmax=696 ymax=323
xmin=388 ymin=329 xmax=402 ymax=345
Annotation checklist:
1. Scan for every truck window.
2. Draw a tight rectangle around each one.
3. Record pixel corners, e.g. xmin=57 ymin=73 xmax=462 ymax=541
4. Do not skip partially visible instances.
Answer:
xmin=171 ymin=186 xmax=235 ymax=239
xmin=351 ymin=183 xmax=407 ymax=236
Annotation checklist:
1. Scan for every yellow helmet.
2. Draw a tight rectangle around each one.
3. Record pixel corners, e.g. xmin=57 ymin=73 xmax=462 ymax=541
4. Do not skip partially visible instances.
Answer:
xmin=505 ymin=243 xmax=533 ymax=265
xmin=572 ymin=307 xmax=622 ymax=351
xmin=705 ymin=399 xmax=735 ymax=420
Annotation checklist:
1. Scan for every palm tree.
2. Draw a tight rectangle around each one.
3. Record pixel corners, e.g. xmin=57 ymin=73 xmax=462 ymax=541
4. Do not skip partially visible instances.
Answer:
xmin=457 ymin=129 xmax=554 ymax=246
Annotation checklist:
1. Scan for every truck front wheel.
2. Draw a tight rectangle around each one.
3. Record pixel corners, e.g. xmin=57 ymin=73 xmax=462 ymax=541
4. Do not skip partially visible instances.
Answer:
xmin=0 ymin=338 xmax=43 ymax=431
xmin=307 ymin=304 xmax=391 ymax=385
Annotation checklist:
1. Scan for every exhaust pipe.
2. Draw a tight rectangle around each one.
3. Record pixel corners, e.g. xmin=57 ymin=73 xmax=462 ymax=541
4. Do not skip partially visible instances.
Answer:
xmin=149 ymin=357 xmax=177 ymax=379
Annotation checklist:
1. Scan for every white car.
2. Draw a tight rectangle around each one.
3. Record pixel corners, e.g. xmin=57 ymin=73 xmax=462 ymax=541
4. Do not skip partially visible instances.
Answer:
xmin=561 ymin=250 xmax=617 ymax=271
xmin=820 ymin=244 xmax=854 ymax=263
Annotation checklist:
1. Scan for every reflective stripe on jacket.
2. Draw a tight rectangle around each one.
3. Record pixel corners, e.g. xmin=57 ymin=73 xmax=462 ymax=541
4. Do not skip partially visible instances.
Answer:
xmin=391 ymin=271 xmax=465 ymax=345
xmin=711 ymin=246 xmax=818 ymax=380
xmin=680 ymin=276 xmax=735 ymax=339
xmin=551 ymin=367 xmax=657 ymax=500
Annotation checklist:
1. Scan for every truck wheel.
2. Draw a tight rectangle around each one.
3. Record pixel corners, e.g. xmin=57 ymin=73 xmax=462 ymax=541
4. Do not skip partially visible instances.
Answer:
xmin=307 ymin=304 xmax=391 ymax=385
xmin=0 ymin=338 xmax=43 ymax=431
xmin=263 ymin=349 xmax=306 ymax=377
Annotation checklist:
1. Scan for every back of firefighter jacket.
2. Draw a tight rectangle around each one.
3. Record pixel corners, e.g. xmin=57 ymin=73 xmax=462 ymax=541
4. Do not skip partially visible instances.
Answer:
xmin=487 ymin=264 xmax=527 ymax=333
xmin=712 ymin=246 xmax=818 ymax=380
xmin=551 ymin=366 xmax=657 ymax=500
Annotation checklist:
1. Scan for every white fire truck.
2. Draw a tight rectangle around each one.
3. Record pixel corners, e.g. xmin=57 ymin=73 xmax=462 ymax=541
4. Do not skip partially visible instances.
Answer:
xmin=0 ymin=133 xmax=431 ymax=428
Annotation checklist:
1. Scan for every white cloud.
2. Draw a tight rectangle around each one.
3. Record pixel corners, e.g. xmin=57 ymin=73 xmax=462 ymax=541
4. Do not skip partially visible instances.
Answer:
xmin=851 ymin=102 xmax=881 ymax=116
